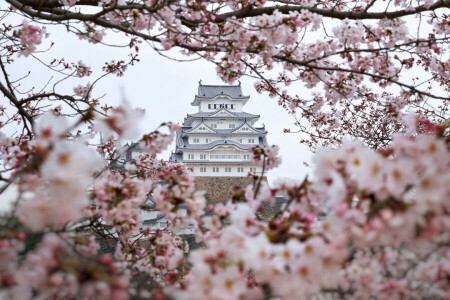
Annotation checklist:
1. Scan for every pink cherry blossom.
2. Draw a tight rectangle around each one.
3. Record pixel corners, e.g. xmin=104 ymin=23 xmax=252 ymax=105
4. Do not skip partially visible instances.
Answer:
xmin=17 ymin=20 xmax=47 ymax=57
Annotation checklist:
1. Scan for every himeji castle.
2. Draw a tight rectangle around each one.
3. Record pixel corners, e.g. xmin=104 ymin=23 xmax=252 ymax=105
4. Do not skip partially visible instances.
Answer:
xmin=169 ymin=81 xmax=268 ymax=201
xmin=170 ymin=81 xmax=268 ymax=176
xmin=115 ymin=81 xmax=273 ymax=243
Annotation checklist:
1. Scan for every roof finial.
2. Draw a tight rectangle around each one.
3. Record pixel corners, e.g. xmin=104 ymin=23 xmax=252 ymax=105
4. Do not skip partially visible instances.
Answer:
xmin=198 ymin=79 xmax=202 ymax=86
xmin=238 ymin=80 xmax=241 ymax=87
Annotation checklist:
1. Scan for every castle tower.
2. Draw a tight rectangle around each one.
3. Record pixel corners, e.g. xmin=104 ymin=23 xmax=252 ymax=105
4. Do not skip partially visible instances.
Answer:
xmin=170 ymin=81 xmax=268 ymax=201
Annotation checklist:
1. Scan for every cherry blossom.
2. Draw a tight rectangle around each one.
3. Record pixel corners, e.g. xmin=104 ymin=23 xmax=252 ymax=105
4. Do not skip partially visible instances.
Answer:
xmin=16 ymin=20 xmax=47 ymax=57
xmin=95 ymin=99 xmax=144 ymax=140
xmin=250 ymin=145 xmax=281 ymax=170
xmin=0 ymin=1 xmax=449 ymax=299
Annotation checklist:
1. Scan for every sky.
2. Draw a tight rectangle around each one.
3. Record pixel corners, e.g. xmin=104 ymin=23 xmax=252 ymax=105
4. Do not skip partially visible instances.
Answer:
xmin=1 ymin=4 xmax=446 ymax=213
xmin=0 ymin=14 xmax=314 ymax=215
xmin=6 ymin=18 xmax=313 ymax=185
xmin=109 ymin=56 xmax=314 ymax=184
xmin=4 ymin=7 xmax=442 ymax=187
xmin=113 ymin=52 xmax=313 ymax=184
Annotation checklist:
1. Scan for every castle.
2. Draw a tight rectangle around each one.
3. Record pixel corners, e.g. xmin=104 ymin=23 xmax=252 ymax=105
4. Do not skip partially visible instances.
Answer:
xmin=109 ymin=82 xmax=272 ymax=250
xmin=169 ymin=81 xmax=268 ymax=201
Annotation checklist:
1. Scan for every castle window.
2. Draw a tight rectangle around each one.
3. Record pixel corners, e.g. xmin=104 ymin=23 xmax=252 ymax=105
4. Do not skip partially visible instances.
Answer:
xmin=249 ymin=168 xmax=255 ymax=172
xmin=231 ymin=104 xmax=234 ymax=109
xmin=200 ymin=167 xmax=206 ymax=172
xmin=208 ymin=104 xmax=211 ymax=109
xmin=220 ymin=104 xmax=223 ymax=108
xmin=200 ymin=154 xmax=206 ymax=159
xmin=188 ymin=154 xmax=194 ymax=159
xmin=238 ymin=167 xmax=244 ymax=172
xmin=213 ymin=167 xmax=220 ymax=172
xmin=210 ymin=149 xmax=243 ymax=159
xmin=243 ymin=154 xmax=250 ymax=160
xmin=211 ymin=124 xmax=217 ymax=129
xmin=225 ymin=104 xmax=228 ymax=109
xmin=205 ymin=138 xmax=209 ymax=143
xmin=214 ymin=104 xmax=217 ymax=109
xmin=248 ymin=138 xmax=255 ymax=143
xmin=225 ymin=167 xmax=231 ymax=172
xmin=193 ymin=138 xmax=199 ymax=143
xmin=239 ymin=139 xmax=243 ymax=143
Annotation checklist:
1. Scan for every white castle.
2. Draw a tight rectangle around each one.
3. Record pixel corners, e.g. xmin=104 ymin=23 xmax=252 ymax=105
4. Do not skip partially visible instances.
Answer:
xmin=115 ymin=82 xmax=270 ymax=241
xmin=169 ymin=81 xmax=268 ymax=177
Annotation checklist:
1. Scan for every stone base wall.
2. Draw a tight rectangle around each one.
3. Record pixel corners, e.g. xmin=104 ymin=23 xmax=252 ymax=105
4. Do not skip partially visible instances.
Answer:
xmin=194 ymin=176 xmax=266 ymax=203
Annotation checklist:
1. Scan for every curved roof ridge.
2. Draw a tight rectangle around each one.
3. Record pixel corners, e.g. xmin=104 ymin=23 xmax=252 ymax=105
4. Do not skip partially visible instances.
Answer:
xmin=180 ymin=139 xmax=253 ymax=151
xmin=193 ymin=94 xmax=250 ymax=100
xmin=200 ymin=83 xmax=240 ymax=87
xmin=212 ymin=107 xmax=237 ymax=117
xmin=183 ymin=119 xmax=215 ymax=133
xmin=231 ymin=119 xmax=265 ymax=133
xmin=230 ymin=119 xmax=247 ymax=133
xmin=186 ymin=109 xmax=259 ymax=119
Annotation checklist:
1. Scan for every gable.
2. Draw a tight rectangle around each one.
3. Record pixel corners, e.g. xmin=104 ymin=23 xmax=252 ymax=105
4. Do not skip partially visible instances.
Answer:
xmin=210 ymin=108 xmax=235 ymax=118
xmin=236 ymin=124 xmax=257 ymax=133
xmin=189 ymin=123 xmax=214 ymax=133
xmin=211 ymin=145 xmax=242 ymax=152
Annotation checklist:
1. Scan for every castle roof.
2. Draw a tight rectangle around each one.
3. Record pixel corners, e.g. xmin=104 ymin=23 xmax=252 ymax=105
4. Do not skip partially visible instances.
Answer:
xmin=192 ymin=81 xmax=249 ymax=105
xmin=186 ymin=108 xmax=258 ymax=119
xmin=183 ymin=118 xmax=267 ymax=134
xmin=173 ymin=129 xmax=268 ymax=153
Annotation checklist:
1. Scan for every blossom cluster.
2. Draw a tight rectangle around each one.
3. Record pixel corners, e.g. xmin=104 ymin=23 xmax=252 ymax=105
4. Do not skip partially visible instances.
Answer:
xmin=0 ymin=104 xmax=449 ymax=299
xmin=16 ymin=233 xmax=129 ymax=300
xmin=1 ymin=2 xmax=449 ymax=299
xmin=16 ymin=20 xmax=47 ymax=57
xmin=139 ymin=122 xmax=181 ymax=155
xmin=313 ymin=133 xmax=450 ymax=247
xmin=0 ymin=99 xmax=190 ymax=298
xmin=9 ymin=0 xmax=449 ymax=149
xmin=93 ymin=170 xmax=152 ymax=242
xmin=16 ymin=114 xmax=104 ymax=231
xmin=153 ymin=164 xmax=205 ymax=233
xmin=250 ymin=145 xmax=281 ymax=170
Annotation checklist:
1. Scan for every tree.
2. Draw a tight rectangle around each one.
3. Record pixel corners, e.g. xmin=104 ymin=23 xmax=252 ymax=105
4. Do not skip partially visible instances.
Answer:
xmin=4 ymin=0 xmax=449 ymax=148
xmin=0 ymin=1 xmax=449 ymax=299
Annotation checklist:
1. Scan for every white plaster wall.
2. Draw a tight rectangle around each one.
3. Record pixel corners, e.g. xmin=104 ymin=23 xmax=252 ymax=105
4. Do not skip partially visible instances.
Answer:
xmin=203 ymin=119 xmax=240 ymax=129
xmin=187 ymin=134 xmax=259 ymax=144
xmin=182 ymin=149 xmax=253 ymax=161
xmin=191 ymin=119 xmax=243 ymax=130
xmin=199 ymin=98 xmax=245 ymax=111
xmin=185 ymin=163 xmax=263 ymax=176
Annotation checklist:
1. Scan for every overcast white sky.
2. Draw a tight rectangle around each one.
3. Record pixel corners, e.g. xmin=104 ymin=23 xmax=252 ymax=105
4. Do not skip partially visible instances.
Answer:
xmin=6 ymin=18 xmax=313 ymax=185
xmin=0 ymin=15 xmax=316 ymax=213
xmin=6 ymin=6 xmax=445 ymax=186
xmin=111 ymin=52 xmax=313 ymax=184
xmin=2 ymin=5 xmax=446 ymax=213
xmin=121 ymin=57 xmax=313 ymax=183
